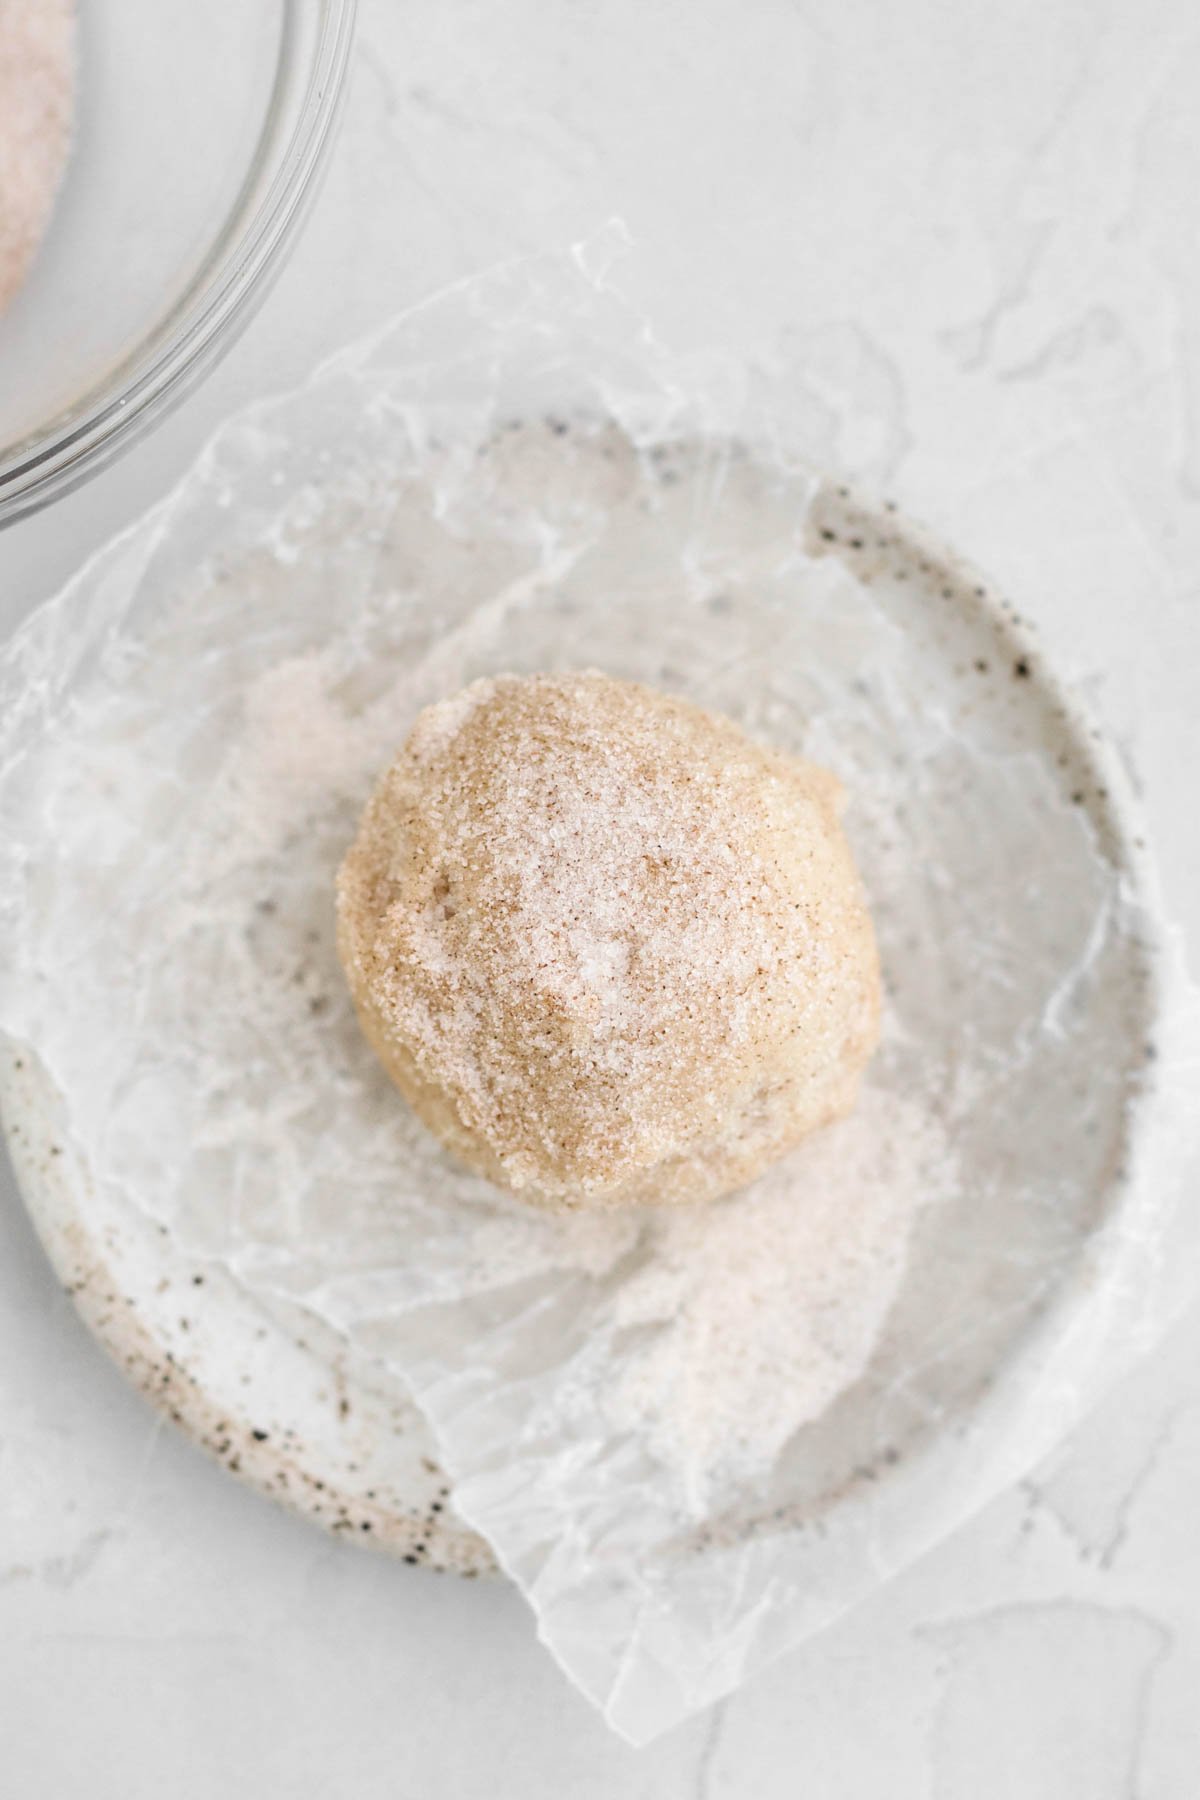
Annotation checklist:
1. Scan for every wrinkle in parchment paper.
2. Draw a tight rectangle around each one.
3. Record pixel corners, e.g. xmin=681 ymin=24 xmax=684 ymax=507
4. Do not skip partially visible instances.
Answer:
xmin=2 ymin=233 xmax=1199 ymax=1743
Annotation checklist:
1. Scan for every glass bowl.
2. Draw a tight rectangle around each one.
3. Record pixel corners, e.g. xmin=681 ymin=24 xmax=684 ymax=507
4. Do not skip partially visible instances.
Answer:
xmin=0 ymin=0 xmax=356 ymax=526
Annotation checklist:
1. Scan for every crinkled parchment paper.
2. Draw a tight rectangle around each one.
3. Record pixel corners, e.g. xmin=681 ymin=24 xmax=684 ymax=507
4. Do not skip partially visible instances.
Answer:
xmin=2 ymin=231 xmax=1199 ymax=1742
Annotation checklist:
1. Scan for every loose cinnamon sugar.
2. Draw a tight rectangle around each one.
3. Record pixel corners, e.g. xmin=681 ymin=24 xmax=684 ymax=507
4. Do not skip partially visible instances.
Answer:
xmin=337 ymin=671 xmax=881 ymax=1210
xmin=0 ymin=0 xmax=75 ymax=316
xmin=609 ymin=1083 xmax=950 ymax=1497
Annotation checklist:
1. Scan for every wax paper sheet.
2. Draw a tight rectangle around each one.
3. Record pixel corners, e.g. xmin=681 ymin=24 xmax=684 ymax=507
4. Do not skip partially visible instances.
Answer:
xmin=2 ymin=231 xmax=1199 ymax=1743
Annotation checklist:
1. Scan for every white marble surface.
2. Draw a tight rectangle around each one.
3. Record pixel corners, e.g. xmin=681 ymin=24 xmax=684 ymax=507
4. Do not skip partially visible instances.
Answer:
xmin=3 ymin=0 xmax=1200 ymax=1791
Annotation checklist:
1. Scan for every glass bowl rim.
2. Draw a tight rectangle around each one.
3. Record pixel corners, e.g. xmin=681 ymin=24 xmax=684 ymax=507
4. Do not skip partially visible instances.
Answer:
xmin=0 ymin=0 xmax=358 ymax=529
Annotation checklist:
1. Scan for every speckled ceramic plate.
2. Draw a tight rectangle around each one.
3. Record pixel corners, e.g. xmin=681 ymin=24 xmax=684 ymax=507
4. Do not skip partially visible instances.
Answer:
xmin=0 ymin=468 xmax=1154 ymax=1578
xmin=0 ymin=1042 xmax=488 ymax=1571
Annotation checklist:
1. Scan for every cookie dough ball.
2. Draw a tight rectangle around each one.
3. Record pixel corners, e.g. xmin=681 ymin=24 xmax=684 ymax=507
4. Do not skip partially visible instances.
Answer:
xmin=337 ymin=672 xmax=880 ymax=1211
